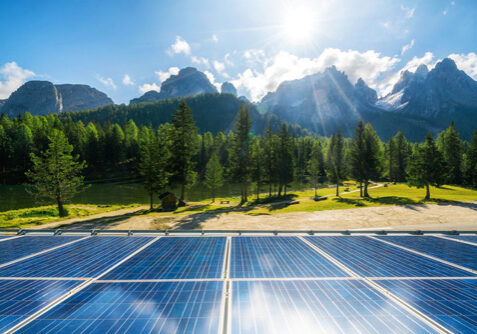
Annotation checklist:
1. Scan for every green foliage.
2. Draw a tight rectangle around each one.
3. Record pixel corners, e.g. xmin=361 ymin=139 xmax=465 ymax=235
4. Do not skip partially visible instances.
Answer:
xmin=204 ymin=152 xmax=224 ymax=202
xmin=437 ymin=121 xmax=463 ymax=184
xmin=326 ymin=130 xmax=346 ymax=196
xmin=407 ymin=133 xmax=447 ymax=199
xmin=277 ymin=123 xmax=294 ymax=195
xmin=25 ymin=129 xmax=88 ymax=216
xmin=307 ymin=142 xmax=322 ymax=196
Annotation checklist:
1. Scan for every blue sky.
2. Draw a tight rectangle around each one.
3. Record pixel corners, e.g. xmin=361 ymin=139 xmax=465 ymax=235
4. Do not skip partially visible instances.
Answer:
xmin=1 ymin=0 xmax=476 ymax=103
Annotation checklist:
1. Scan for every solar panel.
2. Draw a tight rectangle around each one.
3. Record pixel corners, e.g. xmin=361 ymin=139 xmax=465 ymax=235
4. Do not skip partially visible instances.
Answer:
xmin=0 ymin=236 xmax=153 ymax=278
xmin=448 ymin=235 xmax=477 ymax=244
xmin=375 ymin=279 xmax=477 ymax=333
xmin=230 ymin=237 xmax=348 ymax=278
xmin=0 ymin=279 xmax=82 ymax=332
xmin=17 ymin=281 xmax=224 ymax=334
xmin=102 ymin=237 xmax=226 ymax=280
xmin=304 ymin=236 xmax=473 ymax=277
xmin=376 ymin=236 xmax=477 ymax=271
xmin=0 ymin=236 xmax=81 ymax=265
xmin=232 ymin=279 xmax=437 ymax=333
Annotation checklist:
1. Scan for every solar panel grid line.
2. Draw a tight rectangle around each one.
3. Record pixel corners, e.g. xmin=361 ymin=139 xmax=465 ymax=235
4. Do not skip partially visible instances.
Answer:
xmin=437 ymin=235 xmax=477 ymax=247
xmin=5 ymin=237 xmax=161 ymax=334
xmin=0 ymin=277 xmax=90 ymax=281
xmin=298 ymin=237 xmax=452 ymax=333
xmin=218 ymin=237 xmax=231 ymax=334
xmin=95 ymin=278 xmax=224 ymax=283
xmin=0 ymin=236 xmax=21 ymax=243
xmin=369 ymin=236 xmax=477 ymax=275
xmin=0 ymin=236 xmax=89 ymax=269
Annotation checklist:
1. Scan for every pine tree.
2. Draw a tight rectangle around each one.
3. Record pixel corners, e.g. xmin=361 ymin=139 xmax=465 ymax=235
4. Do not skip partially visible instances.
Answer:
xmin=362 ymin=124 xmax=383 ymax=197
xmin=437 ymin=121 xmax=463 ymax=184
xmin=466 ymin=130 xmax=477 ymax=187
xmin=204 ymin=152 xmax=224 ymax=202
xmin=393 ymin=131 xmax=411 ymax=181
xmin=277 ymin=123 xmax=294 ymax=196
xmin=231 ymin=106 xmax=252 ymax=203
xmin=386 ymin=137 xmax=395 ymax=182
xmin=138 ymin=127 xmax=169 ymax=210
xmin=326 ymin=130 xmax=345 ymax=197
xmin=263 ymin=122 xmax=277 ymax=197
xmin=169 ymin=99 xmax=198 ymax=203
xmin=349 ymin=121 xmax=366 ymax=196
xmin=249 ymin=136 xmax=264 ymax=200
xmin=25 ymin=129 xmax=87 ymax=217
xmin=307 ymin=143 xmax=321 ymax=197
xmin=407 ymin=133 xmax=447 ymax=200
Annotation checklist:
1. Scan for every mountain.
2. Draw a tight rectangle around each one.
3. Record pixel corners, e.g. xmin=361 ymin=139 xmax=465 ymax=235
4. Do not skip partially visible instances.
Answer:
xmin=259 ymin=66 xmax=379 ymax=137
xmin=65 ymin=93 xmax=310 ymax=136
xmin=1 ymin=81 xmax=113 ymax=117
xmin=374 ymin=58 xmax=477 ymax=140
xmin=130 ymin=67 xmax=218 ymax=104
xmin=221 ymin=82 xmax=237 ymax=96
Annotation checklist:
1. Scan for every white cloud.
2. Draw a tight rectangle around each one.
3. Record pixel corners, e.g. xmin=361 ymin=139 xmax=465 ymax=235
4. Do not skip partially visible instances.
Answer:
xmin=204 ymin=70 xmax=221 ymax=91
xmin=401 ymin=5 xmax=415 ymax=19
xmin=168 ymin=36 xmax=191 ymax=56
xmin=0 ymin=62 xmax=35 ymax=99
xmin=443 ymin=1 xmax=456 ymax=15
xmin=97 ymin=76 xmax=117 ymax=90
xmin=191 ymin=56 xmax=210 ymax=67
xmin=122 ymin=74 xmax=134 ymax=86
xmin=139 ymin=83 xmax=160 ymax=94
xmin=213 ymin=60 xmax=225 ymax=73
xmin=232 ymin=49 xmax=399 ymax=101
xmin=212 ymin=34 xmax=219 ymax=43
xmin=401 ymin=39 xmax=415 ymax=55
xmin=155 ymin=67 xmax=180 ymax=83
xmin=449 ymin=52 xmax=477 ymax=79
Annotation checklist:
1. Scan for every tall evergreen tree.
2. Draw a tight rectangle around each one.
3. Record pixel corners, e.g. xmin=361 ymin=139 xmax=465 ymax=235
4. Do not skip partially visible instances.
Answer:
xmin=231 ymin=106 xmax=252 ymax=203
xmin=465 ymin=130 xmax=477 ymax=187
xmin=362 ymin=124 xmax=383 ymax=197
xmin=437 ymin=121 xmax=463 ymax=184
xmin=386 ymin=137 xmax=396 ymax=182
xmin=249 ymin=136 xmax=264 ymax=200
xmin=326 ymin=130 xmax=345 ymax=197
xmin=307 ymin=143 xmax=322 ymax=197
xmin=277 ymin=123 xmax=294 ymax=196
xmin=407 ymin=133 xmax=447 ymax=200
xmin=393 ymin=131 xmax=411 ymax=181
xmin=169 ymin=99 xmax=198 ymax=203
xmin=138 ymin=127 xmax=169 ymax=210
xmin=263 ymin=122 xmax=277 ymax=197
xmin=349 ymin=121 xmax=366 ymax=196
xmin=204 ymin=152 xmax=224 ymax=202
xmin=25 ymin=130 xmax=87 ymax=217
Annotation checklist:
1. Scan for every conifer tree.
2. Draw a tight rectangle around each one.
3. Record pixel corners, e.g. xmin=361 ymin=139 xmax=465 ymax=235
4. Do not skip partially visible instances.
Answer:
xmin=169 ymin=99 xmax=198 ymax=203
xmin=326 ymin=130 xmax=345 ymax=197
xmin=386 ymin=137 xmax=395 ymax=182
xmin=466 ymin=130 xmax=477 ymax=187
xmin=362 ymin=124 xmax=383 ymax=197
xmin=263 ymin=123 xmax=277 ymax=197
xmin=437 ymin=121 xmax=463 ymax=184
xmin=250 ymin=136 xmax=264 ymax=200
xmin=277 ymin=123 xmax=294 ymax=196
xmin=204 ymin=152 xmax=224 ymax=202
xmin=407 ymin=133 xmax=447 ymax=200
xmin=307 ymin=143 xmax=322 ymax=197
xmin=349 ymin=121 xmax=366 ymax=196
xmin=25 ymin=129 xmax=87 ymax=217
xmin=231 ymin=106 xmax=252 ymax=203
xmin=393 ymin=131 xmax=411 ymax=181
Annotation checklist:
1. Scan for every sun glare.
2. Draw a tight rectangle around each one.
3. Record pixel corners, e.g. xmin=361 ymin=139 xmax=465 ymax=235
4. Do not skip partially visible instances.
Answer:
xmin=282 ymin=8 xmax=316 ymax=43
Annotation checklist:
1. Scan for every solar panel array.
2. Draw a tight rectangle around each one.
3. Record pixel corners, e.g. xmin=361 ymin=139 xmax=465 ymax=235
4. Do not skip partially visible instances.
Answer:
xmin=0 ymin=233 xmax=475 ymax=333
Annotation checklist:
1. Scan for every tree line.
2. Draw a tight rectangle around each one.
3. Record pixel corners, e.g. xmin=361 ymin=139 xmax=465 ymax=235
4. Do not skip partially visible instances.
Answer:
xmin=1 ymin=102 xmax=476 ymax=214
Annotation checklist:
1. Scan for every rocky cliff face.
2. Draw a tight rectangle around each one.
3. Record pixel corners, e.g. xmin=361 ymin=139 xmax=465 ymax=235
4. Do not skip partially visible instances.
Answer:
xmin=1 ymin=81 xmax=113 ymax=117
xmin=221 ymin=82 xmax=237 ymax=96
xmin=0 ymin=99 xmax=6 ymax=109
xmin=130 ymin=67 xmax=218 ymax=104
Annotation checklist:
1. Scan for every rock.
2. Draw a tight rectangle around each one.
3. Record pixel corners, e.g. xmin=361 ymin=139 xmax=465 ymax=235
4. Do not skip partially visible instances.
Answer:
xmin=2 ymin=81 xmax=113 ymax=117
xmin=221 ymin=82 xmax=237 ymax=96
xmin=130 ymin=67 xmax=218 ymax=104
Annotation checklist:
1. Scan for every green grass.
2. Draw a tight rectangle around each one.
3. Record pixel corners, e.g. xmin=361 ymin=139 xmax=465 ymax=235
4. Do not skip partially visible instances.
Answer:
xmin=0 ymin=204 xmax=137 ymax=229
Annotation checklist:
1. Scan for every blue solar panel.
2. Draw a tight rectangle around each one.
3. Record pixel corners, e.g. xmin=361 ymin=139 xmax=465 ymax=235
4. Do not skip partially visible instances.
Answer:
xmin=230 ymin=237 xmax=348 ymax=278
xmin=232 ymin=279 xmax=436 ymax=333
xmin=377 ymin=236 xmax=477 ymax=272
xmin=375 ymin=279 xmax=477 ymax=333
xmin=0 ymin=279 xmax=81 ymax=332
xmin=448 ymin=235 xmax=477 ymax=244
xmin=17 ymin=281 xmax=224 ymax=334
xmin=0 ymin=236 xmax=81 ymax=265
xmin=304 ymin=236 xmax=473 ymax=277
xmin=103 ymin=237 xmax=226 ymax=280
xmin=0 ymin=236 xmax=153 ymax=278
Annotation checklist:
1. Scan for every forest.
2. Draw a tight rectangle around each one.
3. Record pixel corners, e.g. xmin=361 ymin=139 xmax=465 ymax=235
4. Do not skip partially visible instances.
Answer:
xmin=1 ymin=99 xmax=476 ymax=213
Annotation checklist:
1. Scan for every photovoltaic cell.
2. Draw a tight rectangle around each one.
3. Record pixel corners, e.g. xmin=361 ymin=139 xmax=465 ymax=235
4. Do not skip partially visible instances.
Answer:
xmin=0 ymin=279 xmax=81 ymax=332
xmin=103 ymin=237 xmax=226 ymax=280
xmin=448 ymin=235 xmax=477 ymax=244
xmin=17 ymin=281 xmax=224 ymax=334
xmin=304 ymin=236 xmax=473 ymax=277
xmin=0 ymin=236 xmax=81 ymax=265
xmin=0 ymin=236 xmax=153 ymax=278
xmin=230 ymin=237 xmax=348 ymax=278
xmin=376 ymin=236 xmax=477 ymax=271
xmin=375 ymin=279 xmax=477 ymax=333
xmin=232 ymin=279 xmax=437 ymax=333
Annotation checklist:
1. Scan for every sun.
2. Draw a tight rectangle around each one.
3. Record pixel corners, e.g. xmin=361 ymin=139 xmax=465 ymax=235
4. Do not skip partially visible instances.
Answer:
xmin=282 ymin=8 xmax=316 ymax=43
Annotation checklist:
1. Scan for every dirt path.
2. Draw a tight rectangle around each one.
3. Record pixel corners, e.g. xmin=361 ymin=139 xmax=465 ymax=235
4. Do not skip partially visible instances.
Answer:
xmin=36 ymin=201 xmax=477 ymax=231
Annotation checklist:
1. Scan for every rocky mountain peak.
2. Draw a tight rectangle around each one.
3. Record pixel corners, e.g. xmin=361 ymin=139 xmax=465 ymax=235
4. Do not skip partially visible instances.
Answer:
xmin=415 ymin=64 xmax=429 ymax=78
xmin=221 ymin=82 xmax=237 ymax=96
xmin=434 ymin=57 xmax=458 ymax=72
xmin=355 ymin=78 xmax=377 ymax=104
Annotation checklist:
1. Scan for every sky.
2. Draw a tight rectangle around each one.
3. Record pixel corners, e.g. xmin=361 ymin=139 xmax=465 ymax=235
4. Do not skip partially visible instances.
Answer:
xmin=1 ymin=0 xmax=477 ymax=104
